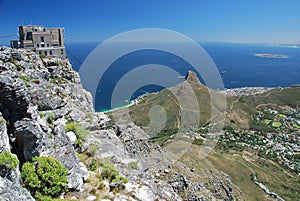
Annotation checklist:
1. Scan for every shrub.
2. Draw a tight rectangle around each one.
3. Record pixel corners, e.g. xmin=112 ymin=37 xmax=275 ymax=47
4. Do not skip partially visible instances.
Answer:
xmin=271 ymin=122 xmax=282 ymax=128
xmin=21 ymin=156 xmax=68 ymax=198
xmin=87 ymin=144 xmax=99 ymax=157
xmin=75 ymin=139 xmax=83 ymax=148
xmin=47 ymin=113 xmax=55 ymax=125
xmin=100 ymin=163 xmax=119 ymax=182
xmin=192 ymin=138 xmax=204 ymax=146
xmin=112 ymin=175 xmax=129 ymax=184
xmin=39 ymin=196 xmax=74 ymax=201
xmin=0 ymin=119 xmax=7 ymax=124
xmin=64 ymin=122 xmax=89 ymax=140
xmin=19 ymin=75 xmax=30 ymax=82
xmin=88 ymin=159 xmax=101 ymax=171
xmin=19 ymin=75 xmax=31 ymax=87
xmin=9 ymin=58 xmax=22 ymax=70
xmin=0 ymin=152 xmax=19 ymax=174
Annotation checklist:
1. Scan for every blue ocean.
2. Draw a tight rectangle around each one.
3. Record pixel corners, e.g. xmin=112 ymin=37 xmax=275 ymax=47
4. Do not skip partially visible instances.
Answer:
xmin=65 ymin=42 xmax=300 ymax=111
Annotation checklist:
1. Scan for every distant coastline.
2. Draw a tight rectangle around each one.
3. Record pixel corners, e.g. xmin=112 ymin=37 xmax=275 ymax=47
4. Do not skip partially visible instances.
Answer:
xmin=255 ymin=53 xmax=288 ymax=58
xmin=103 ymin=86 xmax=277 ymax=113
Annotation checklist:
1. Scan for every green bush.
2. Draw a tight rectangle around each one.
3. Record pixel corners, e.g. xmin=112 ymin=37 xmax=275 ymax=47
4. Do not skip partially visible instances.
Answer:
xmin=19 ymin=75 xmax=30 ymax=82
xmin=88 ymin=159 xmax=101 ymax=171
xmin=9 ymin=58 xmax=22 ymax=70
xmin=0 ymin=152 xmax=19 ymax=173
xmin=75 ymin=139 xmax=83 ymax=148
xmin=39 ymin=196 xmax=74 ymax=201
xmin=100 ymin=163 xmax=119 ymax=182
xmin=47 ymin=113 xmax=55 ymax=125
xmin=0 ymin=119 xmax=7 ymax=124
xmin=19 ymin=75 xmax=31 ymax=87
xmin=87 ymin=144 xmax=99 ymax=157
xmin=64 ymin=122 xmax=89 ymax=140
xmin=21 ymin=156 xmax=68 ymax=198
xmin=192 ymin=138 xmax=204 ymax=146
xmin=112 ymin=175 xmax=129 ymax=184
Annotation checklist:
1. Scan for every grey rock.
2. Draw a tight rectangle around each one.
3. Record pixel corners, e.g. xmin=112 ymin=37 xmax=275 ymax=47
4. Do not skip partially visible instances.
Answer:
xmin=66 ymin=131 xmax=77 ymax=144
xmin=168 ymin=174 xmax=188 ymax=194
xmin=0 ymin=176 xmax=35 ymax=201
xmin=0 ymin=71 xmax=30 ymax=111
xmin=0 ymin=112 xmax=10 ymax=152
xmin=29 ymin=85 xmax=65 ymax=111
xmin=14 ymin=117 xmax=50 ymax=160
xmin=51 ymin=123 xmax=88 ymax=190
xmin=10 ymin=51 xmax=22 ymax=61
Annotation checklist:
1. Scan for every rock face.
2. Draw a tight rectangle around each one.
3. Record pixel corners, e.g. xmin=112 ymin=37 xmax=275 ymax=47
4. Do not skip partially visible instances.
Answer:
xmin=0 ymin=47 xmax=100 ymax=196
xmin=0 ymin=112 xmax=9 ymax=153
xmin=0 ymin=177 xmax=35 ymax=201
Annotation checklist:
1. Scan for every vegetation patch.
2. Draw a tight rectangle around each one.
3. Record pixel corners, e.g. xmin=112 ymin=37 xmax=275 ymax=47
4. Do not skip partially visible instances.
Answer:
xmin=249 ymin=120 xmax=275 ymax=132
xmin=9 ymin=58 xmax=22 ymax=70
xmin=192 ymin=138 xmax=204 ymax=146
xmin=263 ymin=119 xmax=272 ymax=125
xmin=47 ymin=113 xmax=55 ymax=126
xmin=21 ymin=156 xmax=68 ymax=199
xmin=150 ymin=128 xmax=178 ymax=145
xmin=100 ymin=163 xmax=119 ymax=182
xmin=0 ymin=152 xmax=19 ymax=173
xmin=87 ymin=144 xmax=99 ymax=157
xmin=64 ymin=122 xmax=89 ymax=148
xmin=271 ymin=122 xmax=282 ymax=128
xmin=19 ymin=75 xmax=31 ymax=87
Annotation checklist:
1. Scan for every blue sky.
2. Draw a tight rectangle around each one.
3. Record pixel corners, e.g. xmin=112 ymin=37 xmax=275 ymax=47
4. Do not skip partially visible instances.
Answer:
xmin=1 ymin=0 xmax=300 ymax=44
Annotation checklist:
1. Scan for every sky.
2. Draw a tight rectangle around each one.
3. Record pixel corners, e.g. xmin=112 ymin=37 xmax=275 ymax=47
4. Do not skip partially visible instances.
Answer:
xmin=0 ymin=0 xmax=300 ymax=45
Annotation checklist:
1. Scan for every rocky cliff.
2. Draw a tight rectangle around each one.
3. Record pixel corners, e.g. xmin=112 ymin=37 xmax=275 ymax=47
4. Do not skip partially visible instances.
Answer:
xmin=0 ymin=47 xmax=236 ymax=201
xmin=0 ymin=47 xmax=99 ymax=200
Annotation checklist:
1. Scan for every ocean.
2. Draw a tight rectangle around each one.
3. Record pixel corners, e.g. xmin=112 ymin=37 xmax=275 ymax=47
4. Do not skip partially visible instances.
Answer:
xmin=65 ymin=42 xmax=300 ymax=111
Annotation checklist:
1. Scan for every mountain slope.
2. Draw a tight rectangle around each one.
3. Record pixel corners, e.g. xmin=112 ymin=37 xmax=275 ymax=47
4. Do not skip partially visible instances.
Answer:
xmin=127 ymin=70 xmax=300 ymax=200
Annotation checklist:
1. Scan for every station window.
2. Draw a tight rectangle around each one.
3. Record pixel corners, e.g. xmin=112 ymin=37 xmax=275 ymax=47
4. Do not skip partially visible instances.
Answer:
xmin=41 ymin=36 xmax=44 ymax=42
xmin=50 ymin=51 xmax=52 ymax=55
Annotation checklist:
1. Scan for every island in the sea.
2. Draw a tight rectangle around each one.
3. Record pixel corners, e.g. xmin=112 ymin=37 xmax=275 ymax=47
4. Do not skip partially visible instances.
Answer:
xmin=255 ymin=53 xmax=288 ymax=58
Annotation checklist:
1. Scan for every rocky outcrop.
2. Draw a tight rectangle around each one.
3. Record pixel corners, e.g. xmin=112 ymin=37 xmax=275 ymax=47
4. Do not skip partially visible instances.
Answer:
xmin=0 ymin=71 xmax=30 ymax=112
xmin=0 ymin=177 xmax=34 ymax=201
xmin=0 ymin=112 xmax=9 ymax=153
xmin=0 ymin=47 xmax=96 ymax=196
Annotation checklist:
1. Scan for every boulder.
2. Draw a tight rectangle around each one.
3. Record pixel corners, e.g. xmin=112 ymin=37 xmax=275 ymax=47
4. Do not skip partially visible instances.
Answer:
xmin=0 ymin=176 xmax=35 ymax=201
xmin=0 ymin=71 xmax=30 ymax=111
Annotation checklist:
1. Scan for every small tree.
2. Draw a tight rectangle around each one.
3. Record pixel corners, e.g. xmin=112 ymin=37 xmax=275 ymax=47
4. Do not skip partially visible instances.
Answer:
xmin=21 ymin=156 xmax=68 ymax=198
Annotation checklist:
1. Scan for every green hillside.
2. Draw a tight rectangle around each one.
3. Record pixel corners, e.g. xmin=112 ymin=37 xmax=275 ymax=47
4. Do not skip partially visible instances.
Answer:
xmin=121 ymin=71 xmax=300 ymax=200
